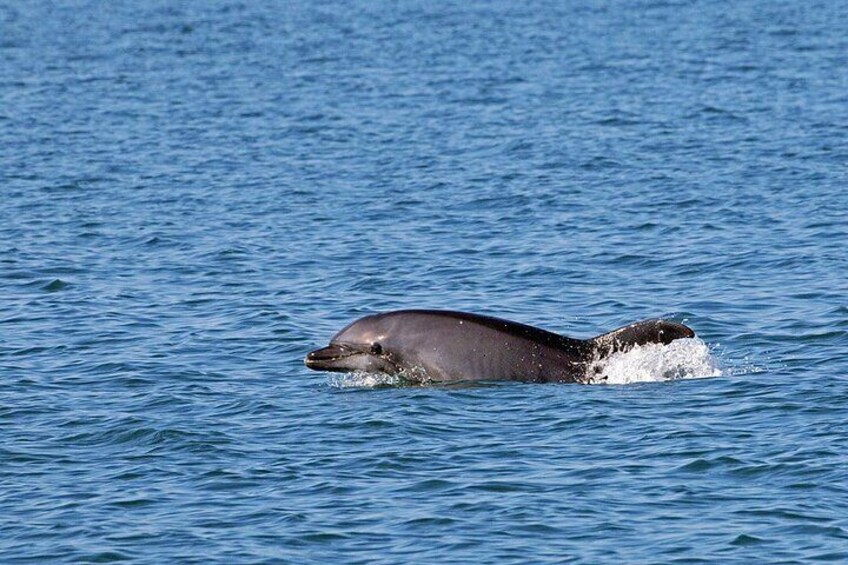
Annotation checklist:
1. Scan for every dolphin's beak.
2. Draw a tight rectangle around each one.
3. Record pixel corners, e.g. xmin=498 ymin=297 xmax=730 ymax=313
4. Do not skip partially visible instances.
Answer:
xmin=304 ymin=343 xmax=359 ymax=371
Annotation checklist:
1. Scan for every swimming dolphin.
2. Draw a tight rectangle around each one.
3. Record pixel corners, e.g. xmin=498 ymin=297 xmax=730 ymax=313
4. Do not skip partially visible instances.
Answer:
xmin=304 ymin=310 xmax=695 ymax=384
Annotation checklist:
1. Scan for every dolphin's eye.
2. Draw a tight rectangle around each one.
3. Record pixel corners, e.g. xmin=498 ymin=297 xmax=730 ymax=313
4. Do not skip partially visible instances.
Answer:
xmin=370 ymin=343 xmax=383 ymax=355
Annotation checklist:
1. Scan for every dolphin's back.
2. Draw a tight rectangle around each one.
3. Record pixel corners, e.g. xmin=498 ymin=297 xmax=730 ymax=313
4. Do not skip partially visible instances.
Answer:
xmin=588 ymin=318 xmax=695 ymax=357
xmin=372 ymin=310 xmax=590 ymax=383
xmin=393 ymin=310 xmax=586 ymax=354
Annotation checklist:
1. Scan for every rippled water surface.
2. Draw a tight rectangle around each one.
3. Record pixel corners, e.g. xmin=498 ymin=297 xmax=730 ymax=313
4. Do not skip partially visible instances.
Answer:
xmin=3 ymin=1 xmax=848 ymax=562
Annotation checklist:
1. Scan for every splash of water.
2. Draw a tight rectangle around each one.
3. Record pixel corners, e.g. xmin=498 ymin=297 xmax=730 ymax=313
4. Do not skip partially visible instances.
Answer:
xmin=327 ymin=367 xmax=431 ymax=389
xmin=327 ymin=371 xmax=405 ymax=388
xmin=590 ymin=337 xmax=721 ymax=385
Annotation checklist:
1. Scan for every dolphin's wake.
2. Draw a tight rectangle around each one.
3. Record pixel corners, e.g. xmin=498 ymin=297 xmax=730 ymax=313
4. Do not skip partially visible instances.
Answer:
xmin=588 ymin=337 xmax=721 ymax=385
xmin=328 ymin=366 xmax=432 ymax=388
xmin=327 ymin=372 xmax=406 ymax=389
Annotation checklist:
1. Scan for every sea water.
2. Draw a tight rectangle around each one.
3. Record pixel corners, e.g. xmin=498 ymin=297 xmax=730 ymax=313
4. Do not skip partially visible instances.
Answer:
xmin=2 ymin=1 xmax=847 ymax=562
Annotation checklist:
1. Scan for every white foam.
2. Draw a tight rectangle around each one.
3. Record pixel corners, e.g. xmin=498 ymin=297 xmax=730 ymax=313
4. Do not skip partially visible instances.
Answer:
xmin=326 ymin=366 xmax=433 ymax=388
xmin=589 ymin=337 xmax=722 ymax=385
xmin=327 ymin=371 xmax=404 ymax=388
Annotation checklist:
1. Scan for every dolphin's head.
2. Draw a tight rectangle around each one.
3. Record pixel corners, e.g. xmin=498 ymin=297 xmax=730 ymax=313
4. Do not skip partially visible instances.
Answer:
xmin=304 ymin=314 xmax=400 ymax=374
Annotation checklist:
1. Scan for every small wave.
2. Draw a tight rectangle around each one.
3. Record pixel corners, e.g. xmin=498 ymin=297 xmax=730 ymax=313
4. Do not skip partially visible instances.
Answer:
xmin=327 ymin=371 xmax=408 ymax=389
xmin=590 ymin=337 xmax=722 ymax=385
xmin=327 ymin=372 xmax=399 ymax=388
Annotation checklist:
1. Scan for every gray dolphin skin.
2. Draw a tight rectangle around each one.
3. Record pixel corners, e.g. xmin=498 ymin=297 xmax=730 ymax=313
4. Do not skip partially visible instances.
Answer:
xmin=305 ymin=310 xmax=695 ymax=384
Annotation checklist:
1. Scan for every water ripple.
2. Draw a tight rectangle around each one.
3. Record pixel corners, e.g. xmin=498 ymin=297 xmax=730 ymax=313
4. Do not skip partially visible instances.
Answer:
xmin=3 ymin=0 xmax=848 ymax=563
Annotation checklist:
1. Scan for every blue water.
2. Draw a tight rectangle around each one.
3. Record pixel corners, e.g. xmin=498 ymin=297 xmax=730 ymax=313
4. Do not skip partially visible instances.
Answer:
xmin=3 ymin=0 xmax=848 ymax=562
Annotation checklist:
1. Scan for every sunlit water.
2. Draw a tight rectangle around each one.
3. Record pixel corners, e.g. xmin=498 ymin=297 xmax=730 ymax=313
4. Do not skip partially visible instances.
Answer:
xmin=2 ymin=1 xmax=848 ymax=563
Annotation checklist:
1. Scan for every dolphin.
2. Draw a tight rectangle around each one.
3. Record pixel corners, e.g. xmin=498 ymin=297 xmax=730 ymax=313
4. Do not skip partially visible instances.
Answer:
xmin=304 ymin=310 xmax=695 ymax=384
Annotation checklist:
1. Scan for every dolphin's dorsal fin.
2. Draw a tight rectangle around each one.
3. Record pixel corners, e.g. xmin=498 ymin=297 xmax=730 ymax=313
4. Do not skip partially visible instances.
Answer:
xmin=588 ymin=319 xmax=695 ymax=358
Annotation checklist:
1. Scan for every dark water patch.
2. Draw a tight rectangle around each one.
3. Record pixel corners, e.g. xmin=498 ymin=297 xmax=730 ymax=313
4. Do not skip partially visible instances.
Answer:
xmin=84 ymin=550 xmax=136 ymax=563
xmin=40 ymin=279 xmax=70 ymax=292
xmin=730 ymin=533 xmax=767 ymax=547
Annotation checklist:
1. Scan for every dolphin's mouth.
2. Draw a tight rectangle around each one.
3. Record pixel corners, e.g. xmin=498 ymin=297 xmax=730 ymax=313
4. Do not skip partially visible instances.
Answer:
xmin=304 ymin=343 xmax=364 ymax=371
